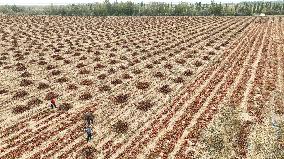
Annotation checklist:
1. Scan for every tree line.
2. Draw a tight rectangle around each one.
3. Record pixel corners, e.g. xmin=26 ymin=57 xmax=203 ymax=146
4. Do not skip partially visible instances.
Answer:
xmin=0 ymin=0 xmax=284 ymax=16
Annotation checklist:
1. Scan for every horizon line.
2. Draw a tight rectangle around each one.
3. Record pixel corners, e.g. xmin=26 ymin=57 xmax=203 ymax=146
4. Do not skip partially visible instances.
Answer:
xmin=0 ymin=0 xmax=275 ymax=6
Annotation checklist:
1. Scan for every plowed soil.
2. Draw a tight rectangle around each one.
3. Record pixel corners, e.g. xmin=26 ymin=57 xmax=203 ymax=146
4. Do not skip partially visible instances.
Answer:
xmin=0 ymin=16 xmax=283 ymax=159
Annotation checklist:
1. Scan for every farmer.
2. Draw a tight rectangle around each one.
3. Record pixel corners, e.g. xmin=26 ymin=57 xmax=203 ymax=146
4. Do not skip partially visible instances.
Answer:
xmin=50 ymin=98 xmax=57 ymax=109
xmin=85 ymin=112 xmax=94 ymax=126
xmin=85 ymin=125 xmax=93 ymax=142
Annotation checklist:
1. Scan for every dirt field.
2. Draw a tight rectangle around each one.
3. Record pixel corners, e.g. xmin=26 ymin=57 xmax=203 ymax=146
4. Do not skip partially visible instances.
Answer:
xmin=0 ymin=16 xmax=283 ymax=158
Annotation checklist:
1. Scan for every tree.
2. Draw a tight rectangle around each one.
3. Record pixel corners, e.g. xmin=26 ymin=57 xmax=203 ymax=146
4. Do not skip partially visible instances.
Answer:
xmin=0 ymin=1 xmax=283 ymax=16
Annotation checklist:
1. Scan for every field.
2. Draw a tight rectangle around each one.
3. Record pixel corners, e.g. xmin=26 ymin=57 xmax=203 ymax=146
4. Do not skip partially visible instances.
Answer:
xmin=0 ymin=16 xmax=284 ymax=158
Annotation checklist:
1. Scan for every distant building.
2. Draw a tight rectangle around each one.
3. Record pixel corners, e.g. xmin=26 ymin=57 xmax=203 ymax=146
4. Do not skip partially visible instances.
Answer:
xmin=253 ymin=13 xmax=266 ymax=17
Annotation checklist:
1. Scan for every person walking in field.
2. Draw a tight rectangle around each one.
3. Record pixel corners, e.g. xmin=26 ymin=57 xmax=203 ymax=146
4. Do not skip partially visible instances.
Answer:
xmin=85 ymin=125 xmax=93 ymax=142
xmin=50 ymin=98 xmax=57 ymax=109
xmin=85 ymin=112 xmax=94 ymax=126
xmin=84 ymin=112 xmax=95 ymax=142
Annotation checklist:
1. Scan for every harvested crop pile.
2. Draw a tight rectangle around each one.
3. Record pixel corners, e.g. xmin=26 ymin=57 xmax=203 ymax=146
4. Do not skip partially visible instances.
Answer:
xmin=15 ymin=56 xmax=25 ymax=61
xmin=119 ymin=65 xmax=127 ymax=70
xmin=27 ymin=98 xmax=43 ymax=106
xmin=80 ymin=79 xmax=93 ymax=86
xmin=113 ymin=94 xmax=129 ymax=104
xmin=176 ymin=59 xmax=186 ymax=64
xmin=93 ymin=57 xmax=100 ymax=62
xmin=51 ymin=70 xmax=61 ymax=76
xmin=164 ymin=63 xmax=173 ymax=69
xmin=154 ymin=72 xmax=165 ymax=78
xmin=45 ymin=92 xmax=59 ymax=100
xmin=113 ymin=120 xmax=129 ymax=134
xmin=132 ymin=69 xmax=142 ymax=74
xmin=97 ymin=74 xmax=107 ymax=80
xmin=59 ymin=102 xmax=73 ymax=111
xmin=79 ymin=56 xmax=87 ymax=60
xmin=15 ymin=63 xmax=26 ymax=71
xmin=0 ymin=56 xmax=8 ymax=60
xmin=160 ymin=56 xmax=167 ymax=61
xmin=94 ymin=63 xmax=105 ymax=70
xmin=67 ymin=83 xmax=78 ymax=90
xmin=81 ymin=146 xmax=96 ymax=158
xmin=111 ymin=79 xmax=122 ymax=85
xmin=203 ymin=56 xmax=210 ymax=60
xmin=215 ymin=46 xmax=221 ymax=50
xmin=38 ymin=61 xmax=47 ymax=65
xmin=0 ymin=61 xmax=4 ymax=66
xmin=145 ymin=64 xmax=153 ymax=69
xmin=168 ymin=53 xmax=174 ymax=57
xmin=73 ymin=52 xmax=81 ymax=56
xmin=3 ymin=65 xmax=12 ymax=69
xmin=54 ymin=55 xmax=64 ymax=60
xmin=79 ymin=68 xmax=90 ymax=74
xmin=159 ymin=85 xmax=172 ymax=94
xmin=38 ymin=82 xmax=49 ymax=90
xmin=108 ymin=68 xmax=116 ymax=74
xmin=64 ymin=59 xmax=71 ymax=64
xmin=133 ymin=59 xmax=140 ymax=63
xmin=152 ymin=60 xmax=161 ymax=65
xmin=136 ymin=100 xmax=154 ymax=111
xmin=136 ymin=82 xmax=150 ymax=90
xmin=29 ymin=59 xmax=37 ymax=63
xmin=12 ymin=105 xmax=31 ymax=114
xmin=13 ymin=90 xmax=29 ymax=99
xmin=76 ymin=63 xmax=86 ymax=68
xmin=94 ymin=51 xmax=100 ymax=56
xmin=185 ymin=53 xmax=194 ymax=58
xmin=184 ymin=69 xmax=193 ymax=76
xmin=173 ymin=77 xmax=184 ymax=83
xmin=0 ymin=89 xmax=8 ymax=94
xmin=46 ymin=65 xmax=56 ymax=70
xmin=122 ymin=73 xmax=132 ymax=79
xmin=132 ymin=52 xmax=138 ymax=56
xmin=39 ymin=52 xmax=45 ymax=56
xmin=109 ymin=60 xmax=118 ymax=64
xmin=98 ymin=85 xmax=111 ymax=92
xmin=20 ymin=79 xmax=33 ymax=87
xmin=57 ymin=77 xmax=69 ymax=83
xmin=120 ymin=55 xmax=128 ymax=60
xmin=13 ymin=51 xmax=23 ymax=57
xmin=194 ymin=60 xmax=203 ymax=67
xmin=79 ymin=92 xmax=92 ymax=100
xmin=209 ymin=51 xmax=216 ymax=55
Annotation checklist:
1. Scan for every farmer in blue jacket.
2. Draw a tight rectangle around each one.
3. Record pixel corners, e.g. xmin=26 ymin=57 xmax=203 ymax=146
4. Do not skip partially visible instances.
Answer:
xmin=85 ymin=125 xmax=93 ymax=142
